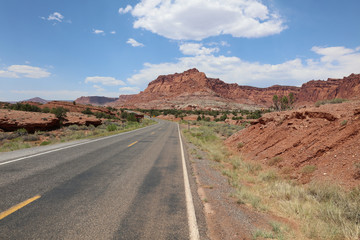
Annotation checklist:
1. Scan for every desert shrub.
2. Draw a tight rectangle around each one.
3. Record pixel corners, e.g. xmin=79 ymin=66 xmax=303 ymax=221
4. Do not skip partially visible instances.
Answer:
xmin=42 ymin=107 xmax=50 ymax=113
xmin=340 ymin=120 xmax=348 ymax=126
xmin=268 ymin=156 xmax=283 ymax=166
xmin=40 ymin=141 xmax=51 ymax=146
xmin=16 ymin=128 xmax=28 ymax=136
xmin=0 ymin=133 xmax=12 ymax=141
xmin=237 ymin=142 xmax=244 ymax=149
xmin=315 ymin=98 xmax=347 ymax=107
xmin=301 ymin=165 xmax=317 ymax=174
xmin=219 ymin=114 xmax=228 ymax=121
xmin=260 ymin=170 xmax=278 ymax=182
xmin=51 ymin=107 xmax=68 ymax=119
xmin=68 ymin=124 xmax=80 ymax=131
xmin=127 ymin=113 xmax=137 ymax=122
xmin=246 ymin=110 xmax=262 ymax=119
xmin=22 ymin=134 xmax=40 ymax=142
xmin=82 ymin=108 xmax=93 ymax=115
xmin=106 ymin=124 xmax=117 ymax=132
xmin=9 ymin=103 xmax=42 ymax=112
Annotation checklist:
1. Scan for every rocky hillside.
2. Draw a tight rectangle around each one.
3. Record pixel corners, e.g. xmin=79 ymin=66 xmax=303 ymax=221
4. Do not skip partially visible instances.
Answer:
xmin=116 ymin=69 xmax=360 ymax=110
xmin=226 ymin=101 xmax=360 ymax=188
xmin=297 ymin=73 xmax=360 ymax=104
xmin=117 ymin=69 xmax=299 ymax=110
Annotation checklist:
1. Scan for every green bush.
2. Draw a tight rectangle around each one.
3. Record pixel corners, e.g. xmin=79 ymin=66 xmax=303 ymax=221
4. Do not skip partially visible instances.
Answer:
xmin=51 ymin=107 xmax=68 ymax=119
xmin=42 ymin=107 xmax=50 ymax=113
xmin=40 ymin=141 xmax=51 ymax=146
xmin=127 ymin=113 xmax=137 ymax=122
xmin=16 ymin=128 xmax=28 ymax=136
xmin=9 ymin=103 xmax=42 ymax=112
xmin=82 ymin=108 xmax=93 ymax=115
xmin=106 ymin=124 xmax=117 ymax=132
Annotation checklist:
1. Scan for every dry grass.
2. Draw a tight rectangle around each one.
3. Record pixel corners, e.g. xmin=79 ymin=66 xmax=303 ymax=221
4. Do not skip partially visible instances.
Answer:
xmin=183 ymin=122 xmax=360 ymax=240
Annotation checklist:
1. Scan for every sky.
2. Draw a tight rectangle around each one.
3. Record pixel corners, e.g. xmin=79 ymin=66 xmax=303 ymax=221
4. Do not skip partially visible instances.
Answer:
xmin=0 ymin=0 xmax=360 ymax=101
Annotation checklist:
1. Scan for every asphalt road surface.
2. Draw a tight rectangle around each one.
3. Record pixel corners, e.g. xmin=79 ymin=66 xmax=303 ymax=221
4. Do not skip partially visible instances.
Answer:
xmin=0 ymin=120 xmax=201 ymax=240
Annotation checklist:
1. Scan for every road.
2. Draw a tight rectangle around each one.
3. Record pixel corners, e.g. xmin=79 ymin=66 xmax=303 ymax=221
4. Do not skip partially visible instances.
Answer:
xmin=0 ymin=120 xmax=202 ymax=239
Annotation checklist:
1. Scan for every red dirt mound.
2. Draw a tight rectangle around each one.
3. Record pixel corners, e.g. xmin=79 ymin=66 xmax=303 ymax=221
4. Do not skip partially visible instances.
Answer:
xmin=226 ymin=101 xmax=360 ymax=188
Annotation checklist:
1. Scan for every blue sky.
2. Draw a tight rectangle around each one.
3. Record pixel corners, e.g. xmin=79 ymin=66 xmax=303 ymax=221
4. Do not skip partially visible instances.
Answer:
xmin=1 ymin=0 xmax=359 ymax=101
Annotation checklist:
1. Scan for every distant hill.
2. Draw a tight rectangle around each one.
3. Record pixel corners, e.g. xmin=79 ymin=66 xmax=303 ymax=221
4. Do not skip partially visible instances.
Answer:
xmin=22 ymin=97 xmax=49 ymax=104
xmin=75 ymin=96 xmax=118 ymax=106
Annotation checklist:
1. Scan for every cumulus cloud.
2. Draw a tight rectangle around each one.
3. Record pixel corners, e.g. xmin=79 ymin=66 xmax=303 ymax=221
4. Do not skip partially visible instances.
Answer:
xmin=0 ymin=65 xmax=51 ymax=78
xmin=93 ymin=85 xmax=105 ymax=92
xmin=126 ymin=46 xmax=360 ymax=88
xmin=85 ymin=76 xmax=125 ymax=86
xmin=47 ymin=12 xmax=64 ymax=22
xmin=179 ymin=43 xmax=219 ymax=56
xmin=121 ymin=0 xmax=286 ymax=40
xmin=118 ymin=87 xmax=140 ymax=94
xmin=127 ymin=38 xmax=144 ymax=47
xmin=119 ymin=5 xmax=133 ymax=14
xmin=93 ymin=29 xmax=105 ymax=35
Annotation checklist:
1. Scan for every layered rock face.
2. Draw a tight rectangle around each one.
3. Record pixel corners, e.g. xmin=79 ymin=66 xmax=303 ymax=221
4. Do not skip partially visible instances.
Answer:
xmin=41 ymin=101 xmax=114 ymax=115
xmin=0 ymin=109 xmax=60 ymax=132
xmin=77 ymin=69 xmax=360 ymax=110
xmin=0 ymin=109 xmax=102 ymax=132
xmin=226 ymin=101 xmax=360 ymax=187
xmin=75 ymin=96 xmax=118 ymax=106
xmin=297 ymin=73 xmax=360 ymax=104
xmin=117 ymin=69 xmax=299 ymax=110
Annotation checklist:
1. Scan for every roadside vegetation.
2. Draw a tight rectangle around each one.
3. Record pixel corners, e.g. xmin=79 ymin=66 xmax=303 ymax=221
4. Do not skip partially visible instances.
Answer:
xmin=182 ymin=121 xmax=360 ymax=240
xmin=315 ymin=98 xmax=348 ymax=107
xmin=137 ymin=108 xmax=267 ymax=121
xmin=0 ymin=119 xmax=155 ymax=152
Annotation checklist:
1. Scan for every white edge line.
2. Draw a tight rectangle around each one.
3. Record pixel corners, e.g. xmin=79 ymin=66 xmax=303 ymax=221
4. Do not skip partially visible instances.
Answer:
xmin=178 ymin=124 xmax=200 ymax=240
xmin=0 ymin=124 xmax=157 ymax=167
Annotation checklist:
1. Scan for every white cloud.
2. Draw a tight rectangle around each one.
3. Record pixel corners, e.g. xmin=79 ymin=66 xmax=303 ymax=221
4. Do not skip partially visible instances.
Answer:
xmin=0 ymin=70 xmax=18 ymax=78
xmin=179 ymin=43 xmax=219 ymax=56
xmin=93 ymin=85 xmax=105 ymax=92
xmin=110 ymin=31 xmax=116 ymax=34
xmin=47 ymin=12 xmax=64 ymax=22
xmin=119 ymin=5 xmax=133 ymax=14
xmin=0 ymin=65 xmax=50 ymax=78
xmin=118 ymin=87 xmax=140 ymax=94
xmin=126 ymin=46 xmax=360 ymax=88
xmin=93 ymin=29 xmax=105 ymax=35
xmin=127 ymin=38 xmax=144 ymax=47
xmin=85 ymin=76 xmax=125 ymax=86
xmin=122 ymin=0 xmax=286 ymax=40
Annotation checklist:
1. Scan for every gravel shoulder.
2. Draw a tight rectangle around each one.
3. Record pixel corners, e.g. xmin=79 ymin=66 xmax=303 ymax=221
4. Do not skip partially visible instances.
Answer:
xmin=183 ymin=131 xmax=292 ymax=240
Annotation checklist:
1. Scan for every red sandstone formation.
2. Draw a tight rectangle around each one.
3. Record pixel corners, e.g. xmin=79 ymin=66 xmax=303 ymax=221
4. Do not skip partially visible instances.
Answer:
xmin=62 ymin=112 xmax=102 ymax=127
xmin=0 ymin=109 xmax=103 ymax=132
xmin=0 ymin=109 xmax=60 ymax=133
xmin=41 ymin=101 xmax=114 ymax=115
xmin=225 ymin=101 xmax=360 ymax=188
xmin=113 ymin=69 xmax=360 ymax=110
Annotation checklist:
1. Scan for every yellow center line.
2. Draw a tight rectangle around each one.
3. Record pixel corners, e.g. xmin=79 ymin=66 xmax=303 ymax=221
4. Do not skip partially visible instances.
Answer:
xmin=127 ymin=141 xmax=138 ymax=147
xmin=0 ymin=195 xmax=41 ymax=220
